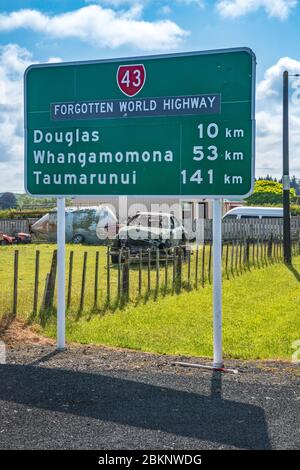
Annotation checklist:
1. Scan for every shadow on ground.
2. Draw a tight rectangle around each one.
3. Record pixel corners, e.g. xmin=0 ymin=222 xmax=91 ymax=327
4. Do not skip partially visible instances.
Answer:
xmin=286 ymin=263 xmax=300 ymax=282
xmin=0 ymin=363 xmax=271 ymax=449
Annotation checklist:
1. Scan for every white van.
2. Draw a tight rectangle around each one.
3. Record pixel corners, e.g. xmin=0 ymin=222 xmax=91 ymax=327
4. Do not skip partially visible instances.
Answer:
xmin=223 ymin=206 xmax=283 ymax=220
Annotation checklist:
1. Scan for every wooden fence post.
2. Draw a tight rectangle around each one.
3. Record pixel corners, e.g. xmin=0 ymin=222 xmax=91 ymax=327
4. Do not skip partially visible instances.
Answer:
xmin=264 ymin=238 xmax=268 ymax=265
xmin=187 ymin=248 xmax=191 ymax=289
xmin=147 ymin=249 xmax=151 ymax=294
xmin=225 ymin=242 xmax=229 ymax=279
xmin=138 ymin=249 xmax=142 ymax=296
xmin=13 ymin=250 xmax=19 ymax=316
xmin=117 ymin=249 xmax=122 ymax=299
xmin=201 ymin=242 xmax=206 ymax=287
xmin=156 ymin=248 xmax=160 ymax=293
xmin=230 ymin=240 xmax=235 ymax=276
xmin=94 ymin=251 xmax=99 ymax=307
xmin=238 ymin=240 xmax=243 ymax=273
xmin=245 ymin=238 xmax=250 ymax=270
xmin=33 ymin=250 xmax=40 ymax=314
xmin=256 ymin=239 xmax=260 ymax=267
xmin=42 ymin=273 xmax=50 ymax=312
xmin=67 ymin=250 xmax=74 ymax=309
xmin=235 ymin=240 xmax=239 ymax=275
xmin=176 ymin=247 xmax=182 ymax=291
xmin=195 ymin=245 xmax=199 ymax=288
xmin=208 ymin=241 xmax=212 ymax=284
xmin=79 ymin=251 xmax=88 ymax=311
xmin=252 ymin=239 xmax=255 ymax=267
xmin=165 ymin=249 xmax=169 ymax=290
xmin=106 ymin=246 xmax=111 ymax=304
xmin=260 ymin=239 xmax=264 ymax=267
xmin=43 ymin=250 xmax=57 ymax=310
xmin=172 ymin=247 xmax=176 ymax=291
xmin=122 ymin=249 xmax=130 ymax=300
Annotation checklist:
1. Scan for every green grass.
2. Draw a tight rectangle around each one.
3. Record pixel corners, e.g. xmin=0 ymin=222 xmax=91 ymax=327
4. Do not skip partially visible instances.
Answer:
xmin=42 ymin=257 xmax=300 ymax=360
xmin=0 ymin=242 xmax=223 ymax=318
xmin=1 ymin=243 xmax=299 ymax=360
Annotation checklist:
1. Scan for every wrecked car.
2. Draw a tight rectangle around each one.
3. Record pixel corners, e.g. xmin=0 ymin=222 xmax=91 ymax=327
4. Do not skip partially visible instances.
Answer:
xmin=31 ymin=206 xmax=118 ymax=244
xmin=110 ymin=211 xmax=187 ymax=263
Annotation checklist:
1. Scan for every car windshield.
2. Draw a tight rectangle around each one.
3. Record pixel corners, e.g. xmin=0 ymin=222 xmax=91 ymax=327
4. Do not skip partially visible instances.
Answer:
xmin=128 ymin=214 xmax=149 ymax=227
xmin=127 ymin=214 xmax=170 ymax=228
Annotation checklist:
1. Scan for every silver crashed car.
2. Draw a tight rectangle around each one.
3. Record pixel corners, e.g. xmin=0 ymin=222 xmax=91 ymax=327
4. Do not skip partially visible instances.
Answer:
xmin=111 ymin=211 xmax=187 ymax=263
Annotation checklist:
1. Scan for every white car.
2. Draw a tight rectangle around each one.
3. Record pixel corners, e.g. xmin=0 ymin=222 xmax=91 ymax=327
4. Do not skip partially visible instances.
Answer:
xmin=223 ymin=206 xmax=283 ymax=220
xmin=111 ymin=211 xmax=186 ymax=262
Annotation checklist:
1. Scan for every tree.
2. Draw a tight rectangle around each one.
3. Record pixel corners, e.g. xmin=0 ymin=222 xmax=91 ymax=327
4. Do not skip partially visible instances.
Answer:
xmin=0 ymin=192 xmax=17 ymax=209
xmin=290 ymin=175 xmax=300 ymax=196
xmin=246 ymin=180 xmax=296 ymax=205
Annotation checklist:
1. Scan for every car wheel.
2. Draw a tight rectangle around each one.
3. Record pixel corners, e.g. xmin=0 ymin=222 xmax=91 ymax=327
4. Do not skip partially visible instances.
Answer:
xmin=72 ymin=234 xmax=84 ymax=244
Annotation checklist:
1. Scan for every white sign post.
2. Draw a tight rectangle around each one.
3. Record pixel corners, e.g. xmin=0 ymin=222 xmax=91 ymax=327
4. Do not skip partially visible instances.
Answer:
xmin=212 ymin=198 xmax=223 ymax=369
xmin=175 ymin=198 xmax=238 ymax=373
xmin=57 ymin=197 xmax=66 ymax=350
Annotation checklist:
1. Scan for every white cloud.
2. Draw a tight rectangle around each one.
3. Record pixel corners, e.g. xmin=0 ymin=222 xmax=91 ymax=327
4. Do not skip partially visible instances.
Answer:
xmin=216 ymin=0 xmax=297 ymax=20
xmin=0 ymin=5 xmax=188 ymax=51
xmin=159 ymin=5 xmax=172 ymax=15
xmin=87 ymin=0 xmax=204 ymax=7
xmin=256 ymin=57 xmax=300 ymax=176
xmin=0 ymin=44 xmax=61 ymax=192
xmin=0 ymin=45 xmax=31 ymax=170
xmin=85 ymin=0 xmax=141 ymax=6
xmin=257 ymin=56 xmax=300 ymax=99
xmin=175 ymin=0 xmax=204 ymax=5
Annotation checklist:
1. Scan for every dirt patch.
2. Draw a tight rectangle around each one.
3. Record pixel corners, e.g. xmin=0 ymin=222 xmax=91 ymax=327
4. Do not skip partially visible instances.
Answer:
xmin=0 ymin=317 xmax=54 ymax=347
xmin=0 ymin=318 xmax=298 ymax=379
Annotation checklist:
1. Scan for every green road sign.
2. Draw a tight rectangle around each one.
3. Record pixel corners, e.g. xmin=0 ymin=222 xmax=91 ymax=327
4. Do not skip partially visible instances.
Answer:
xmin=24 ymin=48 xmax=256 ymax=197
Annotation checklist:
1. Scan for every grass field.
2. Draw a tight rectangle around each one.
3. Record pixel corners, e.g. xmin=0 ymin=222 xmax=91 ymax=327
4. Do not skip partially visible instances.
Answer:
xmin=1 ymin=244 xmax=187 ymax=318
xmin=1 ymin=243 xmax=299 ymax=360
xmin=0 ymin=241 xmax=260 ymax=318
xmin=40 ymin=256 xmax=299 ymax=360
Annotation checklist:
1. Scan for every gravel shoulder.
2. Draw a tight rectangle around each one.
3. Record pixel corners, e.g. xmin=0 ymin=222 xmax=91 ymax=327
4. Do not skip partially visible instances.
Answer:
xmin=0 ymin=342 xmax=299 ymax=450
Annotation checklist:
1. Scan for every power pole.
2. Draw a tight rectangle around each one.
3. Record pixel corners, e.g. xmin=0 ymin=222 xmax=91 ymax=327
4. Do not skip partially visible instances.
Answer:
xmin=282 ymin=70 xmax=291 ymax=265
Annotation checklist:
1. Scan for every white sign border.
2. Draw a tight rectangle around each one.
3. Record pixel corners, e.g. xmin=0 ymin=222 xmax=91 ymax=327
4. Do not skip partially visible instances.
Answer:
xmin=24 ymin=47 xmax=256 ymax=200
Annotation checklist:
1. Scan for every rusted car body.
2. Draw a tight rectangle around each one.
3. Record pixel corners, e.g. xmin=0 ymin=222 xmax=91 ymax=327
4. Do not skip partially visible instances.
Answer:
xmin=31 ymin=206 xmax=118 ymax=244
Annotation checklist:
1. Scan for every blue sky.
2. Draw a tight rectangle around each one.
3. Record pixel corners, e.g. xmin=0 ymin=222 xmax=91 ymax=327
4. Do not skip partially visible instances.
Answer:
xmin=1 ymin=0 xmax=300 ymax=191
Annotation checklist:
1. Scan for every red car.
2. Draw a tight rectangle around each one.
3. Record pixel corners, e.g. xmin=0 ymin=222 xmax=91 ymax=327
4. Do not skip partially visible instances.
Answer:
xmin=15 ymin=232 xmax=32 ymax=244
xmin=0 ymin=232 xmax=14 ymax=245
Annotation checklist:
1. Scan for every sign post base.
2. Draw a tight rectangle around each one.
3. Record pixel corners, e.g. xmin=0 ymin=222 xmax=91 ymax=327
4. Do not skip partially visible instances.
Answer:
xmin=173 ymin=362 xmax=238 ymax=374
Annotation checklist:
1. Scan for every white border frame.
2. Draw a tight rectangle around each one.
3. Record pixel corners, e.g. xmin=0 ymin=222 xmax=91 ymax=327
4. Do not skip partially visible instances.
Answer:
xmin=24 ymin=47 xmax=256 ymax=199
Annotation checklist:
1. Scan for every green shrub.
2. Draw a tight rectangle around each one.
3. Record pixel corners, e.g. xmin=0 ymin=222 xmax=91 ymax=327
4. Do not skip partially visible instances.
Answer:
xmin=246 ymin=180 xmax=296 ymax=205
xmin=0 ymin=208 xmax=50 ymax=219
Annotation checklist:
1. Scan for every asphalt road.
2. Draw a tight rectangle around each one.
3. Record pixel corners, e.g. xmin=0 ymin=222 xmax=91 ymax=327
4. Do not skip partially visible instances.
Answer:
xmin=0 ymin=345 xmax=299 ymax=450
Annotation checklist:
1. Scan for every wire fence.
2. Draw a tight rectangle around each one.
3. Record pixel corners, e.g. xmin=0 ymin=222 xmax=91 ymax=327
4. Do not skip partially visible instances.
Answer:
xmin=0 ymin=236 xmax=299 ymax=321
